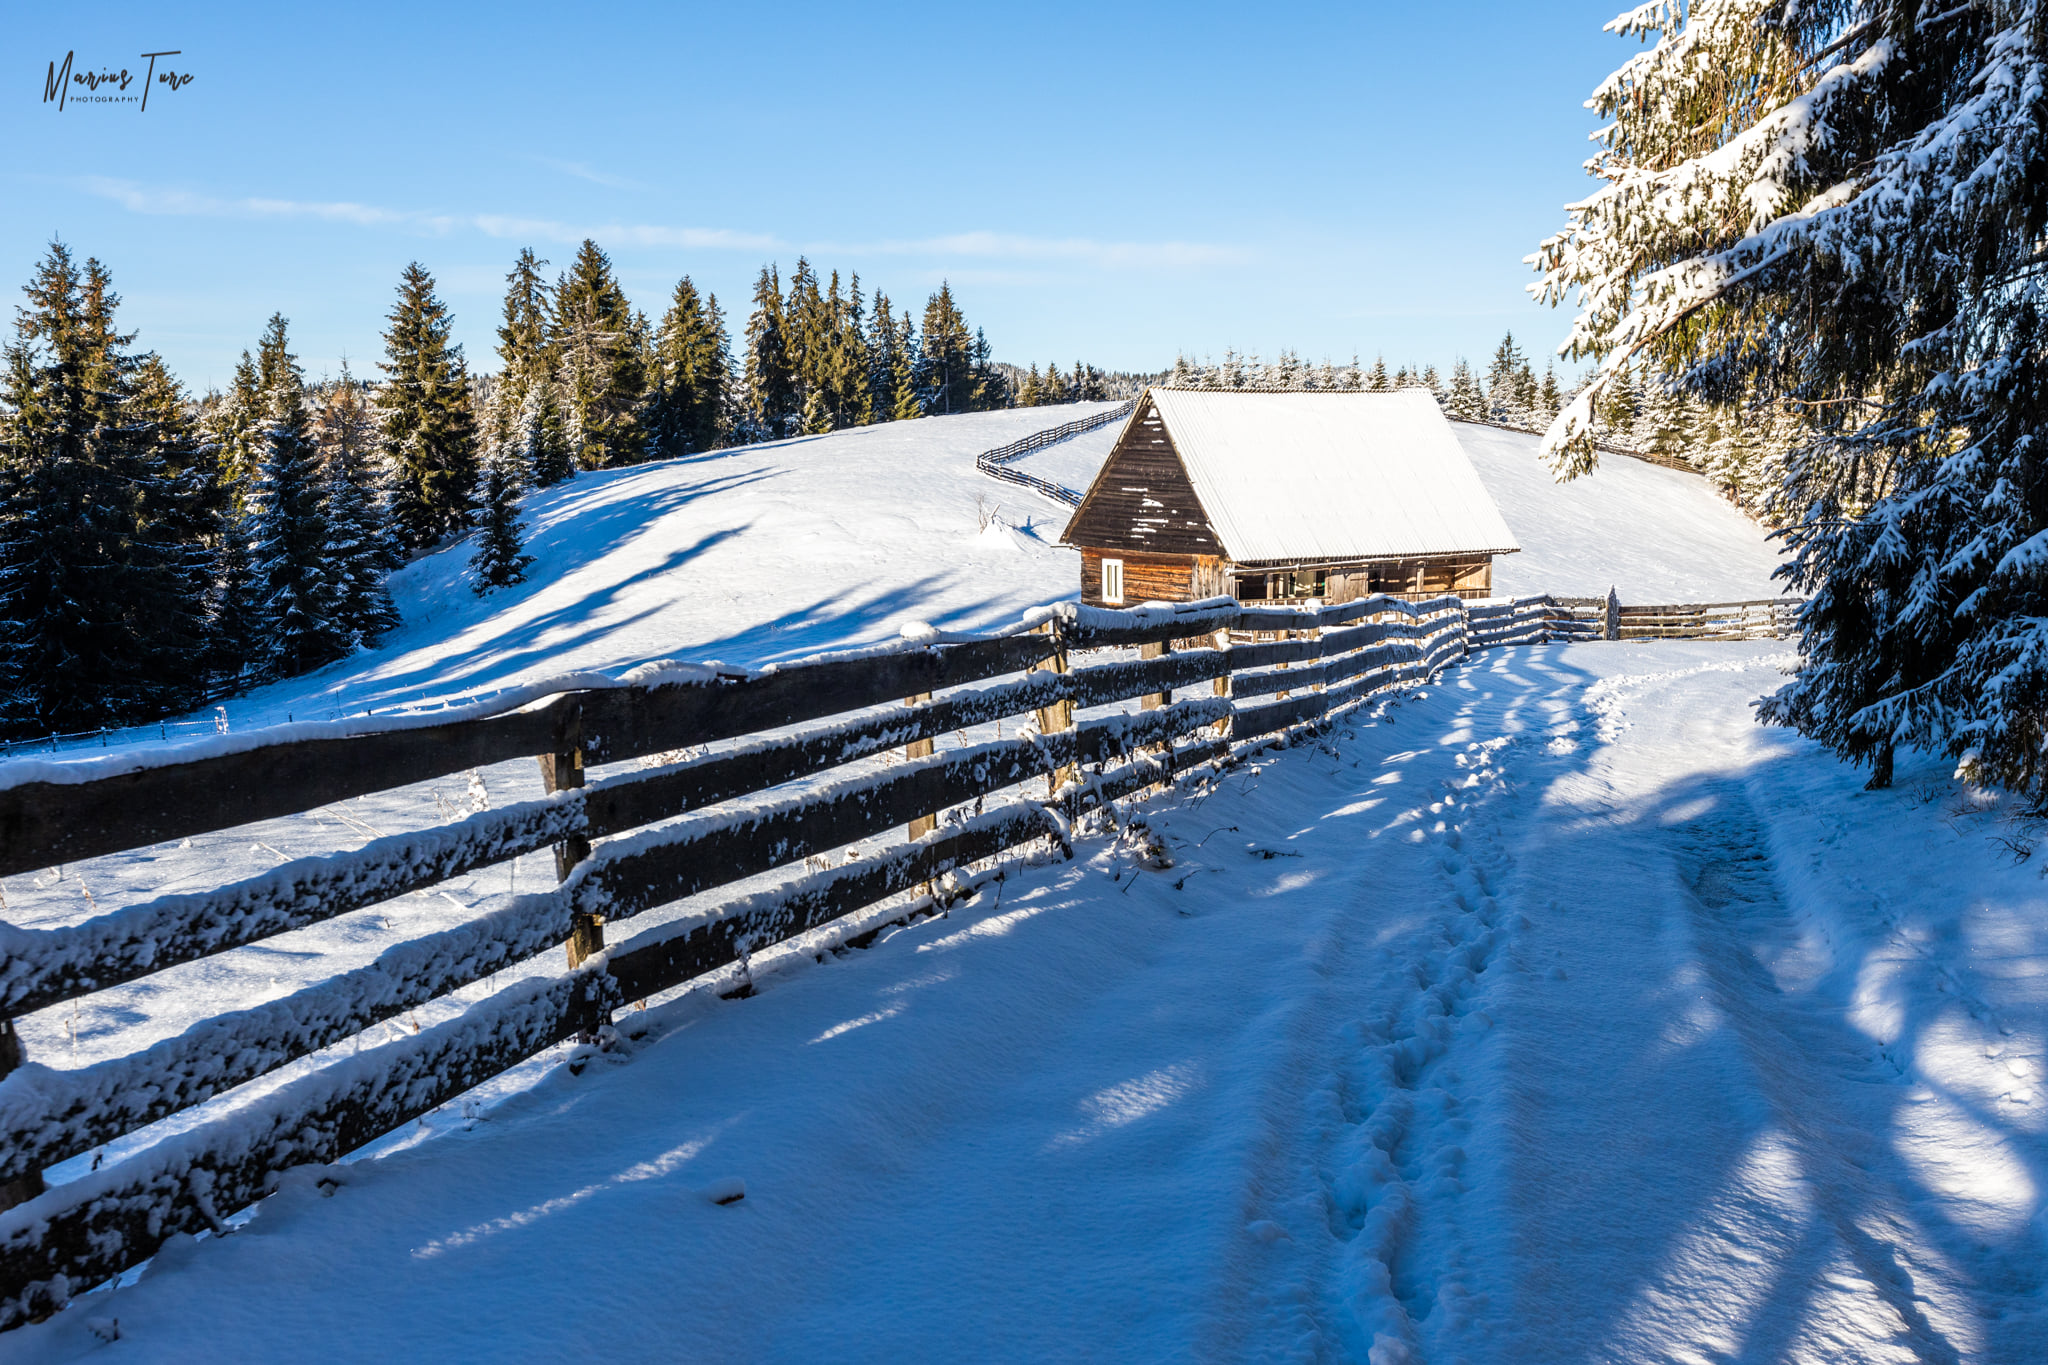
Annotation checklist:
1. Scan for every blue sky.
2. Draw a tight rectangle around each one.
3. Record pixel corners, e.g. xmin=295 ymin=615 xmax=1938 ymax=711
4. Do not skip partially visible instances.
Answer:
xmin=4 ymin=1 xmax=1632 ymax=394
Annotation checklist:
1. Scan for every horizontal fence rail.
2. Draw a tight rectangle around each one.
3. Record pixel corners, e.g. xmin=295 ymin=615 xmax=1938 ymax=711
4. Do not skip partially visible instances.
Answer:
xmin=0 ymin=587 xmax=1796 ymax=1324
xmin=974 ymin=401 xmax=1134 ymax=507
xmin=1545 ymin=594 xmax=1799 ymax=642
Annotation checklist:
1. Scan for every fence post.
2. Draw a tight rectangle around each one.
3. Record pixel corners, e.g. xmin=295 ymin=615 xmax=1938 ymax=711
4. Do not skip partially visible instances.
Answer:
xmin=905 ymin=693 xmax=937 ymax=839
xmin=1140 ymin=638 xmax=1171 ymax=711
xmin=1213 ymin=626 xmax=1234 ymax=740
xmin=0 ymin=1022 xmax=41 ymax=1213
xmin=1032 ymin=619 xmax=1074 ymax=801
xmin=1604 ymin=587 xmax=1621 ymax=641
xmin=540 ymin=702 xmax=601 ymax=968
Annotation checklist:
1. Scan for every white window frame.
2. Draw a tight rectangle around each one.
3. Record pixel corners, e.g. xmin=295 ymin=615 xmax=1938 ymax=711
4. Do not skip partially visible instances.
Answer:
xmin=1100 ymin=557 xmax=1125 ymax=605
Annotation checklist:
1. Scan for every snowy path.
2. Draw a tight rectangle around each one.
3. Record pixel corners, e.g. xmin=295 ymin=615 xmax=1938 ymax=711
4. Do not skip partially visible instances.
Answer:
xmin=8 ymin=642 xmax=2045 ymax=1363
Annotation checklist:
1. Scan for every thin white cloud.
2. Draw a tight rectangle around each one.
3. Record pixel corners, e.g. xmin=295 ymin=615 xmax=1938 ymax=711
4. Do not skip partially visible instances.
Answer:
xmin=838 ymin=231 xmax=1248 ymax=269
xmin=75 ymin=177 xmax=1245 ymax=271
xmin=469 ymin=214 xmax=780 ymax=252
xmin=531 ymin=157 xmax=647 ymax=192
xmin=81 ymin=177 xmax=457 ymax=233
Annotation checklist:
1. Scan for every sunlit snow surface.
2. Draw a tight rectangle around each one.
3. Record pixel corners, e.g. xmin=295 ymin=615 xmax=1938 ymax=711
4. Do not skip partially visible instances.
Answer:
xmin=8 ymin=645 xmax=2045 ymax=1363
xmin=195 ymin=408 xmax=1781 ymax=733
xmin=12 ymin=409 xmax=2041 ymax=1362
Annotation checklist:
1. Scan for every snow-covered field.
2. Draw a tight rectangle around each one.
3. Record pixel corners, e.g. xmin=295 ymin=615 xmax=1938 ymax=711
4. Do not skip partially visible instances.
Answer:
xmin=15 ymin=404 xmax=2028 ymax=1363
xmin=191 ymin=405 xmax=1780 ymax=734
xmin=8 ymin=643 xmax=2043 ymax=1363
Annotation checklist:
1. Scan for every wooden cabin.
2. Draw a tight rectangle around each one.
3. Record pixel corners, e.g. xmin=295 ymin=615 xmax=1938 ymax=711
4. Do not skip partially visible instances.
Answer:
xmin=1060 ymin=387 xmax=1520 ymax=606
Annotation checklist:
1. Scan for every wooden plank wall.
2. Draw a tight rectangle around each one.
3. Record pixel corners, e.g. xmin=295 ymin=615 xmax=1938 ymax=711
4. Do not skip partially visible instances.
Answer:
xmin=1062 ymin=398 xmax=1225 ymax=557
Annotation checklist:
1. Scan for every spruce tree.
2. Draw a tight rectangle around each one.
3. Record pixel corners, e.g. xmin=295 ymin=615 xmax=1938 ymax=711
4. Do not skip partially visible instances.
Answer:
xmin=971 ymin=328 xmax=1007 ymax=410
xmin=1537 ymin=362 xmax=1563 ymax=425
xmin=867 ymin=289 xmax=903 ymax=421
xmin=469 ymin=445 xmax=534 ymax=594
xmin=1485 ymin=332 xmax=1529 ymax=426
xmin=1445 ymin=359 xmax=1486 ymax=422
xmin=648 ymin=275 xmax=730 ymax=457
xmin=1533 ymin=0 xmax=2048 ymax=794
xmin=379 ymin=264 xmax=478 ymax=547
xmin=552 ymin=240 xmax=647 ymax=468
xmin=1367 ymin=355 xmax=1389 ymax=391
xmin=520 ymin=375 xmax=574 ymax=486
xmin=744 ymin=265 xmax=797 ymax=438
xmin=827 ymin=273 xmax=873 ymax=427
xmin=316 ymin=364 xmax=400 ymax=646
xmin=919 ymin=283 xmax=977 ymax=414
xmin=215 ymin=349 xmax=264 ymax=501
xmin=498 ymin=248 xmax=552 ymax=386
xmin=246 ymin=322 xmax=348 ymax=680
xmin=0 ymin=245 xmax=193 ymax=736
xmin=889 ymin=310 xmax=922 ymax=422
xmin=130 ymin=350 xmax=219 ymax=709
xmin=208 ymin=510 xmax=262 ymax=689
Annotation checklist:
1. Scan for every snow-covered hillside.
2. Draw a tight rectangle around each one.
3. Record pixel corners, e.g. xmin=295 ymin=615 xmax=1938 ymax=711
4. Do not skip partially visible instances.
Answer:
xmin=1451 ymin=424 xmax=1782 ymax=600
xmin=215 ymin=404 xmax=1122 ymax=733
xmin=221 ymin=405 xmax=1782 ymax=734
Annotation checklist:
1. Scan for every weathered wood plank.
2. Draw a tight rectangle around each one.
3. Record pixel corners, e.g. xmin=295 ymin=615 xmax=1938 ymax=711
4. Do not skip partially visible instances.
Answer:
xmin=0 ymin=966 xmax=612 ymax=1329
xmin=0 ymin=890 xmax=580 ymax=1186
xmin=0 ymin=701 xmax=569 ymax=879
xmin=586 ymin=704 xmax=1216 ymax=924
xmin=0 ymin=795 xmax=584 ymax=1018
xmin=607 ymin=803 xmax=1056 ymax=1006
xmin=0 ymin=634 xmax=1059 ymax=879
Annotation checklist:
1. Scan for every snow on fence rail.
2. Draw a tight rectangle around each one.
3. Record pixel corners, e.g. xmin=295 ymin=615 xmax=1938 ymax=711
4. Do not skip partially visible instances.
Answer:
xmin=1546 ymin=594 xmax=1798 ymax=642
xmin=0 ymin=588 xmax=1787 ymax=1324
xmin=974 ymin=400 xmax=1135 ymax=507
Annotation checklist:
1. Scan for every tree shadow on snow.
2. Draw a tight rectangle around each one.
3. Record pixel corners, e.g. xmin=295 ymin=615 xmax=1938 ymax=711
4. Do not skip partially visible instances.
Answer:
xmin=1455 ymin=645 xmax=2048 ymax=1364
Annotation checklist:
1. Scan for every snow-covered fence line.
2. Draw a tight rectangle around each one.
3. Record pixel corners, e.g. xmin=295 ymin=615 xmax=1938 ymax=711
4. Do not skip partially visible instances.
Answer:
xmin=0 ymin=591 xmax=1469 ymax=1325
xmin=974 ymin=400 xmax=1136 ymax=507
xmin=1465 ymin=596 xmax=1553 ymax=648
xmin=1543 ymin=594 xmax=1798 ymax=642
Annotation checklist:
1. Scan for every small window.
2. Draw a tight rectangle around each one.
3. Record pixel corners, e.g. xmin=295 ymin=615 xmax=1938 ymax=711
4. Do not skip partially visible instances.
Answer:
xmin=1101 ymin=558 xmax=1125 ymax=605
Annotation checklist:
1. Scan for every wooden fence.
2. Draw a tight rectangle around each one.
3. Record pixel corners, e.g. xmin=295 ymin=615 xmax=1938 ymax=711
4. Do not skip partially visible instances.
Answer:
xmin=0 ymin=586 xmax=1798 ymax=1323
xmin=0 ymin=590 xmax=1488 ymax=1326
xmin=974 ymin=401 xmax=1134 ymax=508
xmin=1546 ymin=594 xmax=1800 ymax=642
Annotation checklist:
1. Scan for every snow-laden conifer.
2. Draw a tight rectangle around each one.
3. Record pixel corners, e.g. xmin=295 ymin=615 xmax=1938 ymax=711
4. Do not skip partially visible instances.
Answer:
xmin=1535 ymin=0 xmax=2048 ymax=796
xmin=379 ymin=263 xmax=478 ymax=547
xmin=316 ymin=364 xmax=400 ymax=647
xmin=469 ymin=444 xmax=535 ymax=595
xmin=246 ymin=320 xmax=348 ymax=680
xmin=552 ymin=241 xmax=648 ymax=468
xmin=1445 ymin=360 xmax=1486 ymax=423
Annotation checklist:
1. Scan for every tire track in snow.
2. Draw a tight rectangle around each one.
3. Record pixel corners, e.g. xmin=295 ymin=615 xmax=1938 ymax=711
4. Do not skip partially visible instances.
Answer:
xmin=1670 ymin=785 xmax=1986 ymax=1363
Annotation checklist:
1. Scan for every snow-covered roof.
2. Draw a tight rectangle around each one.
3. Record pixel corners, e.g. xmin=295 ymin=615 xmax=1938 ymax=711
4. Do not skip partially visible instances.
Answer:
xmin=1145 ymin=388 xmax=1521 ymax=563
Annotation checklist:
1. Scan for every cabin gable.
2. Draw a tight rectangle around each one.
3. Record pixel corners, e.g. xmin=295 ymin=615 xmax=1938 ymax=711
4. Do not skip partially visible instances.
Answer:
xmin=1060 ymin=398 xmax=1224 ymax=557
